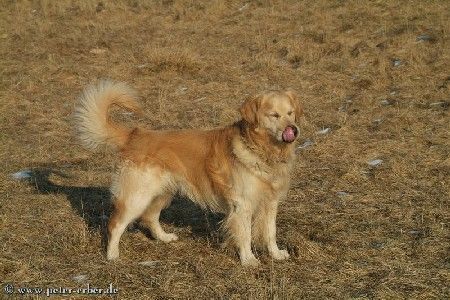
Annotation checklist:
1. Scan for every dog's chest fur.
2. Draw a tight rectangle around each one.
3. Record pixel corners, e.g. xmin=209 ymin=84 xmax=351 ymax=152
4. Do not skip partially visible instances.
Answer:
xmin=231 ymin=136 xmax=294 ymax=193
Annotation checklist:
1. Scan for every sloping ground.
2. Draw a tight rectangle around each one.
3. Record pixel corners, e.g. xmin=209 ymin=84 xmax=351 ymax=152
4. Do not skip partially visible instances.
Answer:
xmin=0 ymin=1 xmax=448 ymax=299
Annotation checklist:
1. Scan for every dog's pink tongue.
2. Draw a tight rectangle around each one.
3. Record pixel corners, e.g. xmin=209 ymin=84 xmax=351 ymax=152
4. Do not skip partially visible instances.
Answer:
xmin=282 ymin=127 xmax=295 ymax=143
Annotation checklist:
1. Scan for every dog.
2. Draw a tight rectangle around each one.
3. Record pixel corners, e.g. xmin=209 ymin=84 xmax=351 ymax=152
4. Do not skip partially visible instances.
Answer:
xmin=74 ymin=81 xmax=302 ymax=266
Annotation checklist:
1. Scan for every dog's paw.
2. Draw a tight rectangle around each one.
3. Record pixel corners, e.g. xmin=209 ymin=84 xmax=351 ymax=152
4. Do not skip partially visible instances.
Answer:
xmin=241 ymin=256 xmax=260 ymax=267
xmin=270 ymin=249 xmax=290 ymax=260
xmin=159 ymin=232 xmax=178 ymax=243
xmin=106 ymin=249 xmax=120 ymax=261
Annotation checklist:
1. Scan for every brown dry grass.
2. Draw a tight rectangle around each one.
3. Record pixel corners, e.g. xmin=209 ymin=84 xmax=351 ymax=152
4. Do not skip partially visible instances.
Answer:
xmin=1 ymin=0 xmax=449 ymax=299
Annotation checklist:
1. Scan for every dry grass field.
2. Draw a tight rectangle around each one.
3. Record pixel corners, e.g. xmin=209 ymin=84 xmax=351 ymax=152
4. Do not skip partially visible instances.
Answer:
xmin=1 ymin=0 xmax=449 ymax=299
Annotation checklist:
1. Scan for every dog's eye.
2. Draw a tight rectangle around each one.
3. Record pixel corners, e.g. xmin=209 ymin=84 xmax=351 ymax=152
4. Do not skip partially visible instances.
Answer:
xmin=270 ymin=113 xmax=280 ymax=118
xmin=287 ymin=111 xmax=293 ymax=116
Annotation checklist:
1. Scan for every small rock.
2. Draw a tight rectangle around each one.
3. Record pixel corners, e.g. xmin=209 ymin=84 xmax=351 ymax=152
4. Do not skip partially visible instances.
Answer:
xmin=238 ymin=3 xmax=249 ymax=11
xmin=11 ymin=170 xmax=32 ymax=180
xmin=370 ymin=241 xmax=385 ymax=249
xmin=297 ymin=139 xmax=313 ymax=150
xmin=372 ymin=118 xmax=383 ymax=125
xmin=136 ymin=64 xmax=147 ymax=69
xmin=337 ymin=191 xmax=349 ymax=197
xmin=89 ymin=48 xmax=107 ymax=55
xmin=317 ymin=128 xmax=331 ymax=135
xmin=429 ymin=101 xmax=449 ymax=110
xmin=368 ymin=159 xmax=383 ymax=167
xmin=416 ymin=34 xmax=436 ymax=42
xmin=138 ymin=261 xmax=161 ymax=267
xmin=176 ymin=87 xmax=188 ymax=95
xmin=380 ymin=99 xmax=395 ymax=106
xmin=392 ymin=59 xmax=402 ymax=67
xmin=72 ymin=274 xmax=88 ymax=283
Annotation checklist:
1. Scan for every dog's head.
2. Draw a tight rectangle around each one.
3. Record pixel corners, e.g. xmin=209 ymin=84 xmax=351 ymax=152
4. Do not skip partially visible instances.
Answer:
xmin=240 ymin=90 xmax=303 ymax=144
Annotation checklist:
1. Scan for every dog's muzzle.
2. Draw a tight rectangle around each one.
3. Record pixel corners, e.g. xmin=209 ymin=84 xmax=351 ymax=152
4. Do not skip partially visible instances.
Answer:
xmin=282 ymin=125 xmax=298 ymax=143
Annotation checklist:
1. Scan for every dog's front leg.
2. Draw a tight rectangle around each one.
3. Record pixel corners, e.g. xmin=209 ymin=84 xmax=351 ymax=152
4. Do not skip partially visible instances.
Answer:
xmin=225 ymin=200 xmax=260 ymax=266
xmin=260 ymin=199 xmax=290 ymax=261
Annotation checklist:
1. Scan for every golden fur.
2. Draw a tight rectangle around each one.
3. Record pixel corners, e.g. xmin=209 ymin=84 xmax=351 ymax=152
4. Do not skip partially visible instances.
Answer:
xmin=74 ymin=80 xmax=303 ymax=266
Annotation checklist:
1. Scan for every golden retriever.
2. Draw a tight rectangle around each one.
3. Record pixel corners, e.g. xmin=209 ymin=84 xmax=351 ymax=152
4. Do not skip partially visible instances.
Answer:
xmin=74 ymin=81 xmax=302 ymax=266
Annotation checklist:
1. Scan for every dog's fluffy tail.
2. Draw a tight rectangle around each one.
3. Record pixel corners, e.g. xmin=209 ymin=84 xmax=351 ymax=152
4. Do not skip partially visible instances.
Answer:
xmin=74 ymin=80 xmax=142 ymax=150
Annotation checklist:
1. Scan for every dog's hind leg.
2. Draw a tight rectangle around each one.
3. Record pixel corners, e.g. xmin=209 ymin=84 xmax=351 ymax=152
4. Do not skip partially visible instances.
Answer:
xmin=107 ymin=193 xmax=153 ymax=260
xmin=106 ymin=167 xmax=164 ymax=260
xmin=140 ymin=193 xmax=178 ymax=243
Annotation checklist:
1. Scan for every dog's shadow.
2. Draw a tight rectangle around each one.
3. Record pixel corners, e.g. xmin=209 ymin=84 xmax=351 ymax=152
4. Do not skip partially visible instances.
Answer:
xmin=26 ymin=166 xmax=223 ymax=248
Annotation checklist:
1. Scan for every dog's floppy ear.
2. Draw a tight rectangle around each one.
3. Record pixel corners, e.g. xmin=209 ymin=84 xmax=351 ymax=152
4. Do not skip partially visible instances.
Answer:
xmin=285 ymin=89 xmax=303 ymax=122
xmin=240 ymin=94 xmax=262 ymax=125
